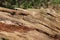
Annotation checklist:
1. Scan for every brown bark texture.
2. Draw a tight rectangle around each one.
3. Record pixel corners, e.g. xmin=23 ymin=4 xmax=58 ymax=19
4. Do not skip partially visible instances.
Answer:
xmin=0 ymin=7 xmax=60 ymax=40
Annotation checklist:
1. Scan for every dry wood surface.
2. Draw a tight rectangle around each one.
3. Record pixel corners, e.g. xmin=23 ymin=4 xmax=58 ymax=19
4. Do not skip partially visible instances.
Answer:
xmin=0 ymin=7 xmax=60 ymax=40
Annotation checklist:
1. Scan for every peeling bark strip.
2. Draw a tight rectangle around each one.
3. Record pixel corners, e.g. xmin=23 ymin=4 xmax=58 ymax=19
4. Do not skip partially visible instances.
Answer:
xmin=0 ymin=7 xmax=30 ymax=15
xmin=0 ymin=22 xmax=34 ymax=33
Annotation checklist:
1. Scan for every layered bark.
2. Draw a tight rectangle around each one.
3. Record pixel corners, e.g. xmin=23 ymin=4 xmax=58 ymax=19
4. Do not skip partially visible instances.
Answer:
xmin=0 ymin=7 xmax=60 ymax=40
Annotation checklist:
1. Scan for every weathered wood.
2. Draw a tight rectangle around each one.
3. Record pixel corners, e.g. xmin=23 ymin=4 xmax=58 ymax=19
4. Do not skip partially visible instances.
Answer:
xmin=0 ymin=8 xmax=60 ymax=40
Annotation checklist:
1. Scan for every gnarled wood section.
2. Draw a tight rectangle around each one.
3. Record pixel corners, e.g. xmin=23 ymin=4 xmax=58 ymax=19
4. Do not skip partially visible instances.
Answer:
xmin=0 ymin=8 xmax=60 ymax=40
